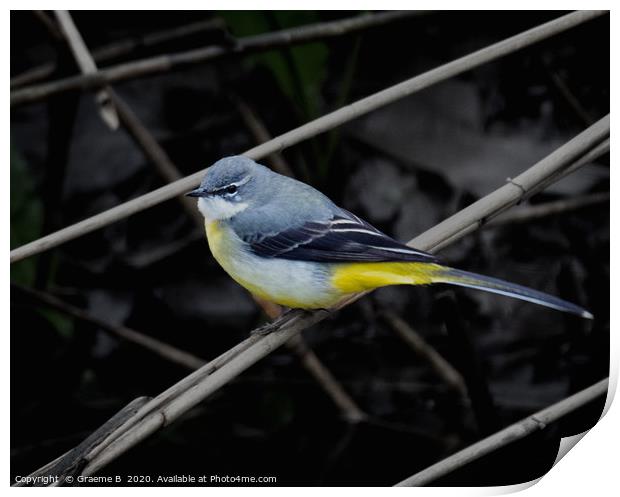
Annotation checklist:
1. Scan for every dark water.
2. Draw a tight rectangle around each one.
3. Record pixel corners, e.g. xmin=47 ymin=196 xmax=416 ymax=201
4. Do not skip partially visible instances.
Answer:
xmin=10 ymin=11 xmax=609 ymax=486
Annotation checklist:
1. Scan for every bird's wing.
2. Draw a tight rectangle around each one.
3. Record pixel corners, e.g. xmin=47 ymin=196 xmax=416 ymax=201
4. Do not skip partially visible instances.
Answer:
xmin=245 ymin=211 xmax=437 ymax=263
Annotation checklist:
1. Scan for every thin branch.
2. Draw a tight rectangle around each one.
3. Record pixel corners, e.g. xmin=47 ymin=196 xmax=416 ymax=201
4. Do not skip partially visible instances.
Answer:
xmin=286 ymin=333 xmax=367 ymax=423
xmin=232 ymin=96 xmax=294 ymax=177
xmin=437 ymin=295 xmax=500 ymax=434
xmin=382 ymin=311 xmax=467 ymax=397
xmin=13 ymin=284 xmax=206 ymax=371
xmin=11 ymin=18 xmax=226 ymax=89
xmin=11 ymin=11 xmax=428 ymax=106
xmin=54 ymin=10 xmax=119 ymax=129
xmin=542 ymin=53 xmax=596 ymax=126
xmin=9 ymin=11 xmax=607 ymax=264
xmin=36 ymin=117 xmax=606 ymax=479
xmin=550 ymin=71 xmax=595 ymax=125
xmin=10 ymin=65 xmax=52 ymax=91
xmin=490 ymin=191 xmax=609 ymax=226
xmin=394 ymin=378 xmax=608 ymax=486
xmin=108 ymin=91 xmax=205 ymax=228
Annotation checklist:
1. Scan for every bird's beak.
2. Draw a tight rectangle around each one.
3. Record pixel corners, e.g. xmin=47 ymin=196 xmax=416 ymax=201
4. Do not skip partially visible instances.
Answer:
xmin=186 ymin=187 xmax=208 ymax=198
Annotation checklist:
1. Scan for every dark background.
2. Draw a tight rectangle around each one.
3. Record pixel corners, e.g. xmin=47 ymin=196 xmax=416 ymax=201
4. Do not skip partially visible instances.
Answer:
xmin=10 ymin=11 xmax=609 ymax=486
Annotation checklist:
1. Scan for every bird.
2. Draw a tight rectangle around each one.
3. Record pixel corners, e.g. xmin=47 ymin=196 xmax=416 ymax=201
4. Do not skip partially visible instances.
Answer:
xmin=187 ymin=155 xmax=592 ymax=333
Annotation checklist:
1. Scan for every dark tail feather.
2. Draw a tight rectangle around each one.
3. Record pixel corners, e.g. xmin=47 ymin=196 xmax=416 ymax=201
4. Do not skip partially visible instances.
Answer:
xmin=435 ymin=267 xmax=593 ymax=319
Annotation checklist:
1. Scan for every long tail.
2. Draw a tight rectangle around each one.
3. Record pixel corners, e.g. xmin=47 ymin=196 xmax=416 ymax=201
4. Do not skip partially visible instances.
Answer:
xmin=330 ymin=262 xmax=592 ymax=318
xmin=433 ymin=266 xmax=593 ymax=319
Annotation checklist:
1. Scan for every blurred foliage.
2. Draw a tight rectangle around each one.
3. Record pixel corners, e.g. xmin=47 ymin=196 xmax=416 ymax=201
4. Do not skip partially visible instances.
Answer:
xmin=319 ymin=35 xmax=362 ymax=177
xmin=219 ymin=11 xmax=328 ymax=121
xmin=39 ymin=307 xmax=75 ymax=340
xmin=10 ymin=144 xmax=74 ymax=338
xmin=220 ymin=11 xmax=364 ymax=181
xmin=260 ymin=390 xmax=296 ymax=432
xmin=10 ymin=144 xmax=42 ymax=286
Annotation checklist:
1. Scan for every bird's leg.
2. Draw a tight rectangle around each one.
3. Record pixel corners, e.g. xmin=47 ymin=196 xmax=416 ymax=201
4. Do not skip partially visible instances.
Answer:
xmin=251 ymin=308 xmax=299 ymax=336
xmin=250 ymin=308 xmax=331 ymax=336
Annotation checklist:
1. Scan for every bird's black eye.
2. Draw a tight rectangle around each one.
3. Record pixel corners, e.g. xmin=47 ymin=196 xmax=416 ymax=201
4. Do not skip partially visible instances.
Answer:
xmin=225 ymin=185 xmax=238 ymax=195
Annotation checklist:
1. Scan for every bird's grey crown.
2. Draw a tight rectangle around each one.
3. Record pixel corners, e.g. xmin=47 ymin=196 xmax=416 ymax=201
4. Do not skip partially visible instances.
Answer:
xmin=200 ymin=155 xmax=267 ymax=192
xmin=201 ymin=156 xmax=338 ymax=237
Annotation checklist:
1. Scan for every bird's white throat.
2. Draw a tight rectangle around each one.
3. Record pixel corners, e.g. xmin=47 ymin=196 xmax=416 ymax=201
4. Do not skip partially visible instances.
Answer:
xmin=197 ymin=196 xmax=249 ymax=221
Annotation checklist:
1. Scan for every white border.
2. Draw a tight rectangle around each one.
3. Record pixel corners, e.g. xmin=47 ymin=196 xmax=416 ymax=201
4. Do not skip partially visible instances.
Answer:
xmin=6 ymin=3 xmax=615 ymax=494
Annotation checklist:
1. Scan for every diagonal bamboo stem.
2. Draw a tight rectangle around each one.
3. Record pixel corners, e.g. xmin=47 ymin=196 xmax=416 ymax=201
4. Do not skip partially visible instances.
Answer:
xmin=394 ymin=378 xmax=608 ymax=486
xmin=54 ymin=10 xmax=119 ymax=129
xmin=9 ymin=11 xmax=607 ymax=264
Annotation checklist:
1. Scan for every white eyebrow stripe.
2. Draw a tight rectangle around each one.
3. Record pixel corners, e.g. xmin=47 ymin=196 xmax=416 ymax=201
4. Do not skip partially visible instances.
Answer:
xmin=212 ymin=175 xmax=251 ymax=193
xmin=232 ymin=175 xmax=251 ymax=187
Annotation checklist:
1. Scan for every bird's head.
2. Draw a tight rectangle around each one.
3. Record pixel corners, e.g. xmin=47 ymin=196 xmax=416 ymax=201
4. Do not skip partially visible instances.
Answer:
xmin=186 ymin=155 xmax=269 ymax=222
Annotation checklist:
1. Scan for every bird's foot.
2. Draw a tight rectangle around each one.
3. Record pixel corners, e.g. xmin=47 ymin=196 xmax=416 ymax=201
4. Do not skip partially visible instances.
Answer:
xmin=251 ymin=308 xmax=298 ymax=336
xmin=250 ymin=308 xmax=332 ymax=336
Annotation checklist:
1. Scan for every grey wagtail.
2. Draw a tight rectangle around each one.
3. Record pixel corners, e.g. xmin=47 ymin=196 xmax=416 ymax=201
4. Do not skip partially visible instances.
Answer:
xmin=187 ymin=156 xmax=592 ymax=329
